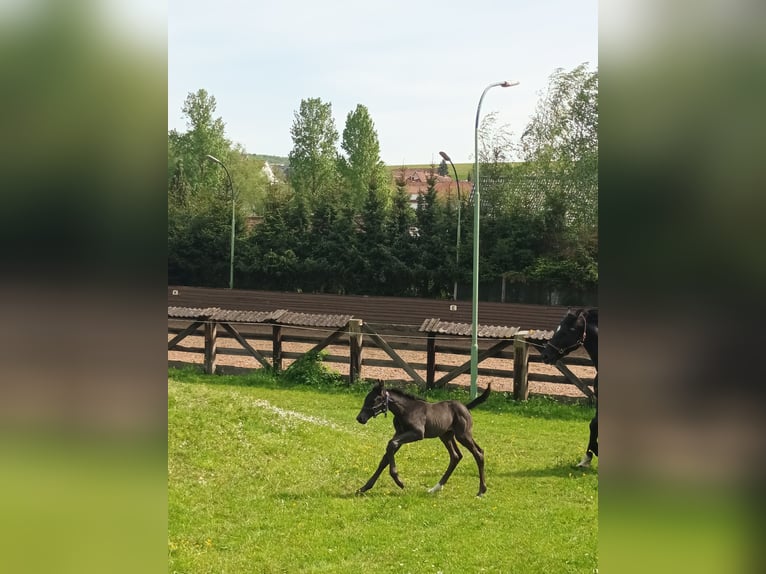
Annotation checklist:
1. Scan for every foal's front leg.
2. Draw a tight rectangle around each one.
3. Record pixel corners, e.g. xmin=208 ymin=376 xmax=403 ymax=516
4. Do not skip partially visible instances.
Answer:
xmin=356 ymin=452 xmax=391 ymax=494
xmin=357 ymin=430 xmax=423 ymax=494
xmin=576 ymin=411 xmax=598 ymax=468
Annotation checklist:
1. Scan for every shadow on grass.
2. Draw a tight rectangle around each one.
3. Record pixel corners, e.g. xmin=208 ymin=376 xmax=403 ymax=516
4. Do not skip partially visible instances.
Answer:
xmin=272 ymin=488 xmax=386 ymax=501
xmin=499 ymin=464 xmax=598 ymax=478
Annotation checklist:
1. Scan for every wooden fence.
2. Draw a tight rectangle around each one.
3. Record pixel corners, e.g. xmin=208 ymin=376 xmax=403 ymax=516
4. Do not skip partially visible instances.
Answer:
xmin=168 ymin=306 xmax=596 ymax=403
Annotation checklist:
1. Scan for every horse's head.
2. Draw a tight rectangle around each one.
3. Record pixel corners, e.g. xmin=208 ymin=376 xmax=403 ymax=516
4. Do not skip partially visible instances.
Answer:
xmin=356 ymin=380 xmax=390 ymax=424
xmin=540 ymin=308 xmax=588 ymax=364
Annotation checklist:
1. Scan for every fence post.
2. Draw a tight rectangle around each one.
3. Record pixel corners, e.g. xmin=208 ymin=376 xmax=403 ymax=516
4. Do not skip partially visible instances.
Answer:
xmin=204 ymin=321 xmax=218 ymax=375
xmin=426 ymin=333 xmax=436 ymax=389
xmin=348 ymin=319 xmax=363 ymax=384
xmin=513 ymin=334 xmax=529 ymax=401
xmin=272 ymin=325 xmax=283 ymax=373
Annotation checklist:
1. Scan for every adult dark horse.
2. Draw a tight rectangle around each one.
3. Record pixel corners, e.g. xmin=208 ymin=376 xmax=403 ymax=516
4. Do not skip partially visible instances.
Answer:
xmin=539 ymin=308 xmax=598 ymax=468
xmin=355 ymin=381 xmax=490 ymax=496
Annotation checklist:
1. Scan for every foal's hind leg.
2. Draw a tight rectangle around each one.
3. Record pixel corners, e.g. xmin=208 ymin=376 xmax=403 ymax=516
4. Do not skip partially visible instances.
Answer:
xmin=456 ymin=433 xmax=486 ymax=497
xmin=428 ymin=434 xmax=462 ymax=493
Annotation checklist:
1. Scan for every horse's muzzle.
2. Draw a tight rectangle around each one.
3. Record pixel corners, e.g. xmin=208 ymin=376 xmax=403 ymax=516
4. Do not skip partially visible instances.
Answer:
xmin=356 ymin=412 xmax=370 ymax=424
xmin=539 ymin=347 xmax=558 ymax=365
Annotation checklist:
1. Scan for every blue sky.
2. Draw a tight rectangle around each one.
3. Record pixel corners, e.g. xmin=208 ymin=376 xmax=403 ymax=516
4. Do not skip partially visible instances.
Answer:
xmin=169 ymin=0 xmax=597 ymax=165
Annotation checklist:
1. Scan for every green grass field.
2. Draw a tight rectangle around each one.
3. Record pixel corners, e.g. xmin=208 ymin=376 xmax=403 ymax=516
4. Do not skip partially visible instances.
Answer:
xmin=168 ymin=368 xmax=597 ymax=573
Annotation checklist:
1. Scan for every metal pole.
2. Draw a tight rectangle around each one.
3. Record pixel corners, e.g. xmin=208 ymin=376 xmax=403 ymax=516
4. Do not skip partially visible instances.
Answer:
xmin=439 ymin=151 xmax=461 ymax=301
xmin=470 ymin=81 xmax=518 ymax=398
xmin=228 ymin=175 xmax=235 ymax=289
xmin=205 ymin=154 xmax=236 ymax=289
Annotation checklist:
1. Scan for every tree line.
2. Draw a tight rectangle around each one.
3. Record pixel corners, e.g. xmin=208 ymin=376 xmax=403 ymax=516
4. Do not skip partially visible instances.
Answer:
xmin=168 ymin=64 xmax=598 ymax=305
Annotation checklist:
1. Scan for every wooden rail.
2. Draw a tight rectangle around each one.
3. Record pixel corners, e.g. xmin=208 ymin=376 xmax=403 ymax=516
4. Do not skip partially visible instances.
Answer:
xmin=168 ymin=317 xmax=596 ymax=403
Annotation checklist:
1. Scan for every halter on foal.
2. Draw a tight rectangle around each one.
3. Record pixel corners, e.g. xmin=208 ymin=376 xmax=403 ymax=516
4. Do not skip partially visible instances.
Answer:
xmin=355 ymin=380 xmax=490 ymax=496
xmin=540 ymin=308 xmax=598 ymax=468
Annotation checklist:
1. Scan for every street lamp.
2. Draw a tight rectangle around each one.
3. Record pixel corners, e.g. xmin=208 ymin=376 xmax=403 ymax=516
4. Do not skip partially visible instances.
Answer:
xmin=205 ymin=154 xmax=236 ymax=289
xmin=470 ymin=80 xmax=519 ymax=398
xmin=439 ymin=151 xmax=462 ymax=301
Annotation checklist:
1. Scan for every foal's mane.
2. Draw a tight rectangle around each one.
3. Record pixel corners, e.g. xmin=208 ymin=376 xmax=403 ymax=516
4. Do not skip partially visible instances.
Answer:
xmin=385 ymin=387 xmax=427 ymax=402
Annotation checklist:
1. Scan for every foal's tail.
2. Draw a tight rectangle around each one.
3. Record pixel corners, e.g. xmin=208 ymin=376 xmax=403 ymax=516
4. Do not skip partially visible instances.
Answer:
xmin=466 ymin=384 xmax=491 ymax=410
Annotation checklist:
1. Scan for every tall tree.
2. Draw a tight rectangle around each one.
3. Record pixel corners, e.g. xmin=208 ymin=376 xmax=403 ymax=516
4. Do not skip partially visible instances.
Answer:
xmin=338 ymin=104 xmax=388 ymax=211
xmin=224 ymin=147 xmax=270 ymax=217
xmin=517 ymin=63 xmax=599 ymax=296
xmin=356 ymin=180 xmax=391 ymax=294
xmin=288 ymin=98 xmax=339 ymax=207
xmin=170 ymin=89 xmax=231 ymax=200
xmin=476 ymin=111 xmax=516 ymax=213
xmin=520 ymin=63 xmax=598 ymax=232
xmin=414 ymin=170 xmax=451 ymax=297
xmin=385 ymin=174 xmax=418 ymax=295
xmin=241 ymin=187 xmax=300 ymax=291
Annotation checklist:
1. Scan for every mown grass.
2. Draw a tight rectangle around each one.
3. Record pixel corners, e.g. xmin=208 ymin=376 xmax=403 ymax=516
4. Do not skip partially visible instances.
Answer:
xmin=168 ymin=367 xmax=597 ymax=573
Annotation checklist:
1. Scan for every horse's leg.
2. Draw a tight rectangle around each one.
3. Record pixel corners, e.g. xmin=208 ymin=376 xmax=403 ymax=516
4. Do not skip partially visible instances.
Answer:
xmin=456 ymin=433 xmax=486 ymax=497
xmin=357 ymin=451 xmax=391 ymax=494
xmin=577 ymin=411 xmax=598 ymax=468
xmin=357 ymin=430 xmax=423 ymax=493
xmin=386 ymin=430 xmax=424 ymax=489
xmin=428 ymin=433 xmax=462 ymax=493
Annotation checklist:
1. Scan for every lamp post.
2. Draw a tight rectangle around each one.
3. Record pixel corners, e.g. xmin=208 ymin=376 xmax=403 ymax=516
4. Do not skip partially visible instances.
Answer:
xmin=470 ymin=80 xmax=519 ymax=398
xmin=439 ymin=151 xmax=462 ymax=301
xmin=205 ymin=154 xmax=236 ymax=289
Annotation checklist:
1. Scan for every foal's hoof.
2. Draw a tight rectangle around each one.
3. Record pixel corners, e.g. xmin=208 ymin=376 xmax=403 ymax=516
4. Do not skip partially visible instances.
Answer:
xmin=355 ymin=488 xmax=367 ymax=496
xmin=427 ymin=483 xmax=443 ymax=494
xmin=575 ymin=454 xmax=593 ymax=469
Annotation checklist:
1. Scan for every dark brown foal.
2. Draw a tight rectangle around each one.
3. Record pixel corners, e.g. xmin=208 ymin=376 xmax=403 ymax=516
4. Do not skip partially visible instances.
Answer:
xmin=355 ymin=381 xmax=490 ymax=497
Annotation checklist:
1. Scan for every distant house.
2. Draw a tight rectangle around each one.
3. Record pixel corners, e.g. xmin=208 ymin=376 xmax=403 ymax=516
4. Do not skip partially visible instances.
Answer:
xmin=393 ymin=168 xmax=467 ymax=209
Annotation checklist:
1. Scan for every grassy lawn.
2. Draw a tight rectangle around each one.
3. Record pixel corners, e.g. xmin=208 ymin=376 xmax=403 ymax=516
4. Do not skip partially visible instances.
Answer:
xmin=168 ymin=368 xmax=597 ymax=573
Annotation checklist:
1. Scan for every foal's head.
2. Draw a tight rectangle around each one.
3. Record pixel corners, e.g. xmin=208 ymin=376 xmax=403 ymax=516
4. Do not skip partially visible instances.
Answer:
xmin=540 ymin=308 xmax=589 ymax=364
xmin=356 ymin=380 xmax=389 ymax=424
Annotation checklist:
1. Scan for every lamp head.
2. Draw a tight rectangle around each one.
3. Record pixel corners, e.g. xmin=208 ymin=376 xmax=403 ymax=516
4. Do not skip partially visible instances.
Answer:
xmin=500 ymin=81 xmax=520 ymax=88
xmin=439 ymin=151 xmax=452 ymax=163
xmin=205 ymin=154 xmax=223 ymax=166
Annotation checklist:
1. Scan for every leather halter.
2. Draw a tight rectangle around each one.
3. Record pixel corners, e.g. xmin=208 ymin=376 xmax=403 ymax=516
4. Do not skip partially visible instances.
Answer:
xmin=547 ymin=312 xmax=588 ymax=357
xmin=371 ymin=391 xmax=390 ymax=418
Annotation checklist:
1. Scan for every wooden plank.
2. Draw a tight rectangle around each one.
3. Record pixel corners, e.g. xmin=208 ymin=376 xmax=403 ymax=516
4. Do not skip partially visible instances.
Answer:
xmin=170 ymin=344 xmax=205 ymax=354
xmin=272 ymin=325 xmax=283 ymax=373
xmin=348 ymin=319 xmax=363 ymax=383
xmin=167 ymin=320 xmax=204 ymax=350
xmin=513 ymin=334 xmax=530 ymax=401
xmin=529 ymin=354 xmax=593 ymax=367
xmin=203 ymin=321 xmax=217 ymax=375
xmin=305 ymin=327 xmax=346 ymax=355
xmin=555 ymin=360 xmax=596 ymax=403
xmin=426 ymin=334 xmax=436 ymax=389
xmin=362 ymin=324 xmax=426 ymax=386
xmin=220 ymin=322 xmax=272 ymax=370
xmin=433 ymin=339 xmax=514 ymax=388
